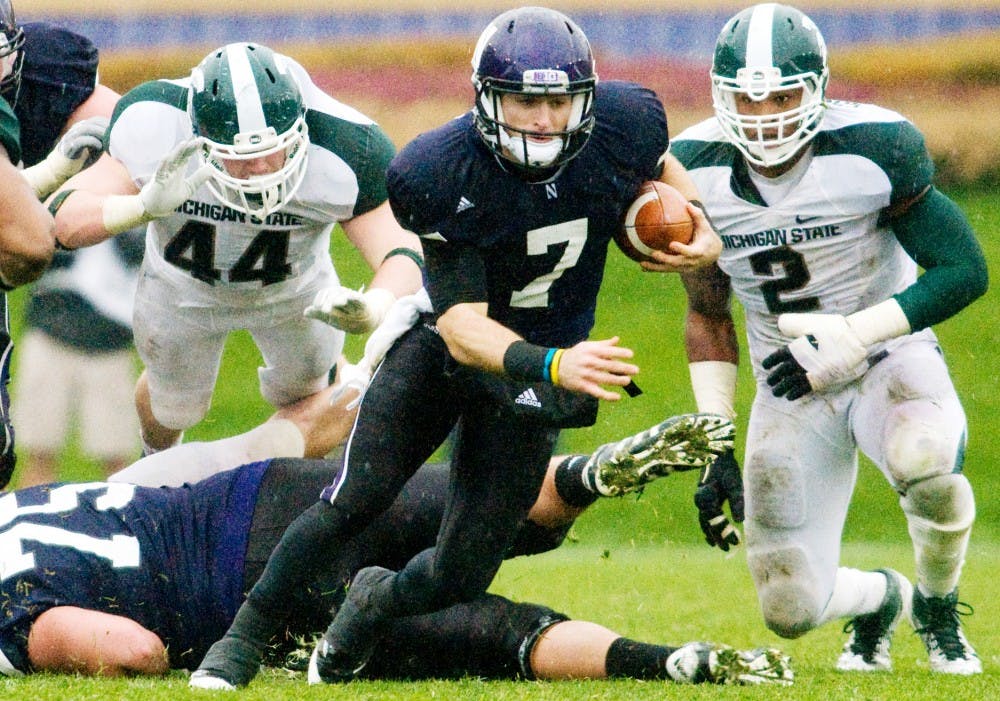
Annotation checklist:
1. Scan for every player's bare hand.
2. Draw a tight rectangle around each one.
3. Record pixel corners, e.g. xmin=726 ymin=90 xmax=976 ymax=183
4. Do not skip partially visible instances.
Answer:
xmin=641 ymin=204 xmax=721 ymax=273
xmin=556 ymin=336 xmax=638 ymax=401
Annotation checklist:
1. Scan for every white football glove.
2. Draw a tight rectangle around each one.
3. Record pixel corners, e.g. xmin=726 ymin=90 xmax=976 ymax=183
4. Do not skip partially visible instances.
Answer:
xmin=762 ymin=312 xmax=868 ymax=399
xmin=102 ymin=137 xmax=214 ymax=234
xmin=304 ymin=285 xmax=396 ymax=334
xmin=327 ymin=288 xmax=433 ymax=407
xmin=21 ymin=115 xmax=110 ymax=198
xmin=140 ymin=137 xmax=214 ymax=217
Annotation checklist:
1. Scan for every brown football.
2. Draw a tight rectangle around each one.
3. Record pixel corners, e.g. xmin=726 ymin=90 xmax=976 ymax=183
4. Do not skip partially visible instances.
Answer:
xmin=616 ymin=181 xmax=694 ymax=262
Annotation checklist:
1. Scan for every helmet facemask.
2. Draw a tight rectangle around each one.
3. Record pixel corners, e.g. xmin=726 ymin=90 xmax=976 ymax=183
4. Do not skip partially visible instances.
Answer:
xmin=712 ymin=65 xmax=828 ymax=168
xmin=474 ymin=73 xmax=595 ymax=171
xmin=189 ymin=43 xmax=310 ymax=221
xmin=199 ymin=116 xmax=309 ymax=221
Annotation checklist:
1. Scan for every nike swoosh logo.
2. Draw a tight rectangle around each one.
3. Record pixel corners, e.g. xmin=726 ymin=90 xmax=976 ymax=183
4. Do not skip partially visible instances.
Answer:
xmin=795 ymin=215 xmax=821 ymax=224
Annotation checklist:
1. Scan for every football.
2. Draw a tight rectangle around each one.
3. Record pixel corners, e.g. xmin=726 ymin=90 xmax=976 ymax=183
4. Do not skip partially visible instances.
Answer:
xmin=616 ymin=181 xmax=694 ymax=262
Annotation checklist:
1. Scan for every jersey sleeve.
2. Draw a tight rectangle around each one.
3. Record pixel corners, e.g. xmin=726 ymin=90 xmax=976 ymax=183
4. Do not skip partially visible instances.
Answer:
xmin=593 ymin=81 xmax=669 ymax=182
xmin=385 ymin=119 xmax=466 ymax=237
xmin=890 ymin=187 xmax=989 ymax=329
xmin=306 ymin=109 xmax=395 ymax=217
xmin=15 ymin=23 xmax=99 ymax=166
xmin=0 ymin=96 xmax=19 ymax=165
xmin=107 ymin=80 xmax=191 ymax=186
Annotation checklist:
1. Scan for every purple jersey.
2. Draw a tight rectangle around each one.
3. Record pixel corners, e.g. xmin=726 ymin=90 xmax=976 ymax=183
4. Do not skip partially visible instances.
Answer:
xmin=0 ymin=462 xmax=268 ymax=674
xmin=388 ymin=80 xmax=668 ymax=346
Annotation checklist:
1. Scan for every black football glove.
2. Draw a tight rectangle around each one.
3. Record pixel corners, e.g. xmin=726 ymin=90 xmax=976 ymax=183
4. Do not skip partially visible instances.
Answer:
xmin=694 ymin=449 xmax=744 ymax=551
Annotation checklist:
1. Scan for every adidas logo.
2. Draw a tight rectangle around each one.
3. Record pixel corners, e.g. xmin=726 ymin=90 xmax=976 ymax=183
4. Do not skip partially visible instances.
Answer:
xmin=515 ymin=388 xmax=542 ymax=408
xmin=456 ymin=196 xmax=475 ymax=213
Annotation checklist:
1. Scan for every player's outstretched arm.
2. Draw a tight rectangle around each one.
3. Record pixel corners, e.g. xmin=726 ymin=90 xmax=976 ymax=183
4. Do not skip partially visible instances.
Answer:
xmin=310 ymin=201 xmax=425 ymax=334
xmin=28 ymin=606 xmax=168 ymax=676
xmin=47 ymin=139 xmax=212 ymax=249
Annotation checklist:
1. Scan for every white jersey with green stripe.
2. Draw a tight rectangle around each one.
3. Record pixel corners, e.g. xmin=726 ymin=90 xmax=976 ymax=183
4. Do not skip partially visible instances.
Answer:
xmin=672 ymin=100 xmax=938 ymax=377
xmin=107 ymin=56 xmax=396 ymax=297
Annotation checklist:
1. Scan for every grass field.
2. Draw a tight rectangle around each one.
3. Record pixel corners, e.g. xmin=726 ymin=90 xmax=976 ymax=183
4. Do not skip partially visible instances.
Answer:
xmin=6 ymin=543 xmax=998 ymax=699
xmin=5 ymin=186 xmax=995 ymax=699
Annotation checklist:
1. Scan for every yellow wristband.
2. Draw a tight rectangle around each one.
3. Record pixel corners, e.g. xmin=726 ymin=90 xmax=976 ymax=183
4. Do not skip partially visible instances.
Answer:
xmin=549 ymin=348 xmax=565 ymax=386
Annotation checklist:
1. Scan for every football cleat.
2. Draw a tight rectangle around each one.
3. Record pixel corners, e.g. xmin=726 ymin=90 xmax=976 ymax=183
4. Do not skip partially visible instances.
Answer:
xmin=665 ymin=642 xmax=793 ymax=685
xmin=585 ymin=413 xmax=734 ymax=497
xmin=836 ymin=568 xmax=912 ymax=672
xmin=912 ymin=587 xmax=982 ymax=674
xmin=308 ymin=566 xmax=393 ymax=684
xmin=307 ymin=638 xmax=367 ymax=685
xmin=190 ymin=630 xmax=266 ymax=689
xmin=188 ymin=669 xmax=236 ymax=691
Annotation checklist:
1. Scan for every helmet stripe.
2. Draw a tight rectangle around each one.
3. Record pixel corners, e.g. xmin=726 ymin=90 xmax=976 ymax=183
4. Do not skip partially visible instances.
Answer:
xmin=225 ymin=44 xmax=267 ymax=133
xmin=745 ymin=2 xmax=777 ymax=69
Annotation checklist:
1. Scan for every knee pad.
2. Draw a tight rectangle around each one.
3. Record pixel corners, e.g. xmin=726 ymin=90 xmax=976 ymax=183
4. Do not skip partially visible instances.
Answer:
xmin=884 ymin=405 xmax=965 ymax=490
xmin=900 ymin=472 xmax=975 ymax=531
xmin=747 ymin=544 xmax=824 ymax=638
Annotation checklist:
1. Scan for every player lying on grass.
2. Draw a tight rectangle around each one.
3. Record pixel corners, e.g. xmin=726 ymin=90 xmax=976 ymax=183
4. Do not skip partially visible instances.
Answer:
xmin=0 ymin=386 xmax=791 ymax=686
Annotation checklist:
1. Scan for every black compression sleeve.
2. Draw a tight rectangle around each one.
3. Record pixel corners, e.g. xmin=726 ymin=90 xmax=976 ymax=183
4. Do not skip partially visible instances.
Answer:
xmin=422 ymin=237 xmax=487 ymax=313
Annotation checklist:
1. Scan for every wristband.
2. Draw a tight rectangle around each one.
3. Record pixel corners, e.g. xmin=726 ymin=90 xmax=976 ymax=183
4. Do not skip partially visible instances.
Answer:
xmin=47 ymin=189 xmax=76 ymax=217
xmin=503 ymin=340 xmax=550 ymax=382
xmin=549 ymin=348 xmax=565 ymax=385
xmin=845 ymin=298 xmax=911 ymax=346
xmin=688 ymin=361 xmax=738 ymax=419
xmin=102 ymin=194 xmax=150 ymax=235
xmin=382 ymin=247 xmax=424 ymax=269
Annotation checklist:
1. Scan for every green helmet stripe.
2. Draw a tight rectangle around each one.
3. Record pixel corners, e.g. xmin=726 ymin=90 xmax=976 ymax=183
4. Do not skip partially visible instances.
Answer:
xmin=745 ymin=3 xmax=777 ymax=69
xmin=226 ymin=44 xmax=267 ymax=133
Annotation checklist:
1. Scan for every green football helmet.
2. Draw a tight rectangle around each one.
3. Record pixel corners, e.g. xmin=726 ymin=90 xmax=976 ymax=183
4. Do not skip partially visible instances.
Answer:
xmin=711 ymin=3 xmax=828 ymax=167
xmin=188 ymin=42 xmax=309 ymax=219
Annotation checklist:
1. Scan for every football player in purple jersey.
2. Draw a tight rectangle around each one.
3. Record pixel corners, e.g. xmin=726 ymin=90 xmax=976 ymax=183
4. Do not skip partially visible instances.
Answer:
xmin=193 ymin=6 xmax=731 ymax=689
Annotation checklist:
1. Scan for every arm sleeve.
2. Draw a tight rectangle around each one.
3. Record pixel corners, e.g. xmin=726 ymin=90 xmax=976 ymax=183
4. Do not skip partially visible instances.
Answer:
xmin=422 ymin=236 xmax=488 ymax=314
xmin=890 ymin=187 xmax=989 ymax=330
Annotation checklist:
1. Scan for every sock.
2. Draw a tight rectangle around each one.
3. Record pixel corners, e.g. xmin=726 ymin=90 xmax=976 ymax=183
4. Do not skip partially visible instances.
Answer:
xmin=553 ymin=455 xmax=599 ymax=507
xmin=112 ymin=421 xmax=304 ymax=487
xmin=605 ymin=637 xmax=676 ymax=679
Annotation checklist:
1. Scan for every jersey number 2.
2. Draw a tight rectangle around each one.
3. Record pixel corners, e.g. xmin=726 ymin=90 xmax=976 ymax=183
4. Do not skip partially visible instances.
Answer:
xmin=749 ymin=246 xmax=820 ymax=314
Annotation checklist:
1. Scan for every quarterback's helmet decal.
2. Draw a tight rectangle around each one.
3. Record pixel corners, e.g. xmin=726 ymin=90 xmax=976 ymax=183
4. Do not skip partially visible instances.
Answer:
xmin=188 ymin=42 xmax=309 ymax=219
xmin=711 ymin=2 xmax=828 ymax=168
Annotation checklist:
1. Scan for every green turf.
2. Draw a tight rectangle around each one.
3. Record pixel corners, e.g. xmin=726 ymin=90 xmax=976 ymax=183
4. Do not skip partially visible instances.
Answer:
xmin=4 ymin=188 xmax=995 ymax=696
